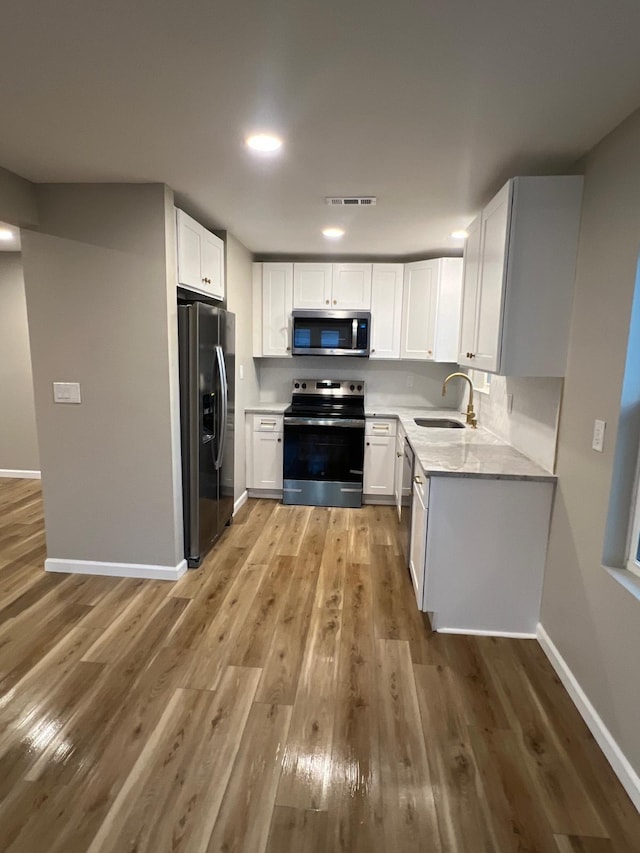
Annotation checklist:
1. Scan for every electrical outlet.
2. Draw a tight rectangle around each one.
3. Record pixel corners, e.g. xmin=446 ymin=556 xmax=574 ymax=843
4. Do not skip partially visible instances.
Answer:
xmin=406 ymin=373 xmax=414 ymax=389
xmin=507 ymin=393 xmax=514 ymax=414
xmin=592 ymin=419 xmax=606 ymax=452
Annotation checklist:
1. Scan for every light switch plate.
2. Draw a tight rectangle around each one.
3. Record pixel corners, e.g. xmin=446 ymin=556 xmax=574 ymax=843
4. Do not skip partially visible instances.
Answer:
xmin=592 ymin=419 xmax=606 ymax=452
xmin=53 ymin=382 xmax=82 ymax=404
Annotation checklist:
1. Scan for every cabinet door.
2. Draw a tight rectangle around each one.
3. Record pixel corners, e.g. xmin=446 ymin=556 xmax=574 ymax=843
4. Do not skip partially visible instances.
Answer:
xmin=400 ymin=260 xmax=438 ymax=360
xmin=262 ymin=263 xmax=293 ymax=357
xmin=370 ymin=264 xmax=403 ymax=359
xmin=474 ymin=182 xmax=512 ymax=373
xmin=293 ymin=263 xmax=333 ymax=308
xmin=457 ymin=215 xmax=481 ymax=367
xmin=409 ymin=478 xmax=427 ymax=609
xmin=252 ymin=432 xmax=283 ymax=489
xmin=176 ymin=209 xmax=202 ymax=291
xmin=332 ymin=263 xmax=372 ymax=309
xmin=394 ymin=430 xmax=405 ymax=520
xmin=363 ymin=435 xmax=395 ymax=495
xmin=201 ymin=229 xmax=225 ymax=300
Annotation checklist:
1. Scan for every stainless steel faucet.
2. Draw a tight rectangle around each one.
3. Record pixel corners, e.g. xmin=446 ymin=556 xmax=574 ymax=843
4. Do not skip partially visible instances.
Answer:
xmin=442 ymin=372 xmax=477 ymax=428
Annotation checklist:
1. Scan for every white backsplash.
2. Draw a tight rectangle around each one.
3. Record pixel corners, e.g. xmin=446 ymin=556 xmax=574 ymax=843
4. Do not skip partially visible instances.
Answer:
xmin=257 ymin=358 xmax=465 ymax=408
xmin=477 ymin=375 xmax=563 ymax=472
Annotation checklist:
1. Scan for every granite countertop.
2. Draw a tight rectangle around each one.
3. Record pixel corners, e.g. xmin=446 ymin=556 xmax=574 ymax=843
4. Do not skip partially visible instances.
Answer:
xmin=367 ymin=406 xmax=555 ymax=482
xmin=244 ymin=402 xmax=289 ymax=414
xmin=244 ymin=402 xmax=555 ymax=482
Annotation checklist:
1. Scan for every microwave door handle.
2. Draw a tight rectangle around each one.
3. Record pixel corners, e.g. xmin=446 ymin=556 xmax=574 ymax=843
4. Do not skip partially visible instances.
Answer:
xmin=352 ymin=318 xmax=358 ymax=350
xmin=214 ymin=345 xmax=228 ymax=470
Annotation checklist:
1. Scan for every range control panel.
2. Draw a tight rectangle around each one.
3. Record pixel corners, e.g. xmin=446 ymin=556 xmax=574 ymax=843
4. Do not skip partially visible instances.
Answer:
xmin=291 ymin=379 xmax=364 ymax=397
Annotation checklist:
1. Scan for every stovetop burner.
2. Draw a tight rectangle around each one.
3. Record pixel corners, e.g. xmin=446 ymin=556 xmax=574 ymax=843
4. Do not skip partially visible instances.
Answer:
xmin=286 ymin=379 xmax=365 ymax=418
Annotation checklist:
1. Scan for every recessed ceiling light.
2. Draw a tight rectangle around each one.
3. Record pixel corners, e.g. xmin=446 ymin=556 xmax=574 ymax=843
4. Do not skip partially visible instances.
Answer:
xmin=451 ymin=230 xmax=469 ymax=239
xmin=0 ymin=229 xmax=14 ymax=241
xmin=245 ymin=133 xmax=283 ymax=153
xmin=322 ymin=227 xmax=345 ymax=239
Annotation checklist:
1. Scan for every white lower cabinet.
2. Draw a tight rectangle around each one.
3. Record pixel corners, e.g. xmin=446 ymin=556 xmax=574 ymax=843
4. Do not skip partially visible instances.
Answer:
xmin=363 ymin=419 xmax=396 ymax=498
xmin=409 ymin=472 xmax=555 ymax=635
xmin=246 ymin=414 xmax=283 ymax=492
xmin=393 ymin=423 xmax=406 ymax=520
xmin=409 ymin=463 xmax=429 ymax=608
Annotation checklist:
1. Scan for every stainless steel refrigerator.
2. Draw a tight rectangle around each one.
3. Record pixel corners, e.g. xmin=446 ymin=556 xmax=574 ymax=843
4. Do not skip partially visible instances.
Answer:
xmin=178 ymin=302 xmax=235 ymax=567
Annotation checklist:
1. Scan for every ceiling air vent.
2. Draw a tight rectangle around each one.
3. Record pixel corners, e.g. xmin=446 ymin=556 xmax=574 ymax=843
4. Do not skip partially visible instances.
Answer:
xmin=325 ymin=196 xmax=377 ymax=206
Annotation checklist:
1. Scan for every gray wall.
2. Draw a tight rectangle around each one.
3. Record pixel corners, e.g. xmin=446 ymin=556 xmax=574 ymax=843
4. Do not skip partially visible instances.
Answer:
xmin=0 ymin=253 xmax=39 ymax=472
xmin=21 ymin=183 xmax=183 ymax=568
xmin=0 ymin=166 xmax=38 ymax=227
xmin=542 ymin=108 xmax=640 ymax=774
xmin=226 ymin=234 xmax=259 ymax=502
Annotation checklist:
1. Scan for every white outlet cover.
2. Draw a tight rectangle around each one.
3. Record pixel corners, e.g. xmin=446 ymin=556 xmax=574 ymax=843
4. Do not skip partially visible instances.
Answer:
xmin=592 ymin=419 xmax=606 ymax=452
xmin=53 ymin=381 xmax=82 ymax=404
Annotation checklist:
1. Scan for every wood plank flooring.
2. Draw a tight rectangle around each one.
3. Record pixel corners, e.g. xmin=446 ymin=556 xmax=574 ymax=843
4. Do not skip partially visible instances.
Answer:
xmin=0 ymin=477 xmax=639 ymax=852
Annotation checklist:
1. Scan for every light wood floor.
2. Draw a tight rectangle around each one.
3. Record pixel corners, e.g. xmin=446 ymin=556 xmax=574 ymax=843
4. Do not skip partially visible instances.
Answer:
xmin=0 ymin=478 xmax=639 ymax=852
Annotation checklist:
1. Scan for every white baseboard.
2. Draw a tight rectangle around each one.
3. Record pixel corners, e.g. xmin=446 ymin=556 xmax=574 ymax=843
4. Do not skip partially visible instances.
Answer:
xmin=45 ymin=557 xmax=188 ymax=581
xmin=435 ymin=626 xmax=537 ymax=639
xmin=537 ymin=623 xmax=640 ymax=812
xmin=0 ymin=469 xmax=41 ymax=479
xmin=233 ymin=490 xmax=248 ymax=515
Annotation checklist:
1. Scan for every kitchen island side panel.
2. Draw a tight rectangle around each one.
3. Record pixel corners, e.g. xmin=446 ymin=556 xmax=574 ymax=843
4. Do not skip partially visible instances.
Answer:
xmin=425 ymin=477 xmax=554 ymax=635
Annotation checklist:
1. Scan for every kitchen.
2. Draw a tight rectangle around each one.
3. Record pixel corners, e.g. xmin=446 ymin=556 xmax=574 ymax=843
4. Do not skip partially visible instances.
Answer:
xmin=1 ymin=1 xmax=640 ymax=849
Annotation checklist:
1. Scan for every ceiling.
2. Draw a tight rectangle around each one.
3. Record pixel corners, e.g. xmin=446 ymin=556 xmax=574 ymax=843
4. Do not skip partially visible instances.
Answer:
xmin=1 ymin=0 xmax=640 ymax=256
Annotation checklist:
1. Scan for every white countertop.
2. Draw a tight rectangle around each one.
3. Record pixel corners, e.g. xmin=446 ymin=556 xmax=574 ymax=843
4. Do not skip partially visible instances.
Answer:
xmin=368 ymin=406 xmax=555 ymax=482
xmin=244 ymin=402 xmax=289 ymax=414
xmin=244 ymin=403 xmax=555 ymax=482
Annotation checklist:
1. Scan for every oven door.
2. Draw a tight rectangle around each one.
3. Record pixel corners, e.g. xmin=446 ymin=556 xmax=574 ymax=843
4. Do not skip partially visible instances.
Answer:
xmin=283 ymin=417 xmax=365 ymax=508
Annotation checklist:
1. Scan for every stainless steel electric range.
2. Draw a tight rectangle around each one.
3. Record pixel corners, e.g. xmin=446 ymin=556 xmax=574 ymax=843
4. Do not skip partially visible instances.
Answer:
xmin=282 ymin=379 xmax=365 ymax=508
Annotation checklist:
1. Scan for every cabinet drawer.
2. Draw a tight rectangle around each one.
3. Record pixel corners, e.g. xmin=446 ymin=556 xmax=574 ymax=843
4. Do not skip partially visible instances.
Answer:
xmin=252 ymin=414 xmax=284 ymax=432
xmin=413 ymin=468 xmax=429 ymax=507
xmin=365 ymin=418 xmax=397 ymax=437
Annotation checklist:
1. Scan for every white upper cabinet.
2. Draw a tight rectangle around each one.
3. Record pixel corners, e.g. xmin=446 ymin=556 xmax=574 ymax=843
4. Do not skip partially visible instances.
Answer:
xmin=458 ymin=215 xmax=481 ymax=366
xmin=370 ymin=263 xmax=404 ymax=359
xmin=176 ymin=208 xmax=224 ymax=301
xmin=252 ymin=263 xmax=293 ymax=357
xmin=400 ymin=258 xmax=463 ymax=361
xmin=458 ymin=176 xmax=583 ymax=376
xmin=293 ymin=263 xmax=333 ymax=308
xmin=293 ymin=263 xmax=372 ymax=310
xmin=332 ymin=263 xmax=372 ymax=309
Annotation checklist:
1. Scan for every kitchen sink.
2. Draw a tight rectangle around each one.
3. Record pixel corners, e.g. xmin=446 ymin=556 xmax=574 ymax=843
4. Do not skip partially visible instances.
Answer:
xmin=414 ymin=418 xmax=465 ymax=429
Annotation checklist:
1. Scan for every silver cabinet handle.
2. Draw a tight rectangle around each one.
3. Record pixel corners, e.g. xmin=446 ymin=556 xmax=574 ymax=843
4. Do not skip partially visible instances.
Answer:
xmin=414 ymin=475 xmax=423 ymax=485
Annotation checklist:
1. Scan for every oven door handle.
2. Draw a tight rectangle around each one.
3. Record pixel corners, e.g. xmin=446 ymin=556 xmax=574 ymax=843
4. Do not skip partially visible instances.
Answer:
xmin=284 ymin=417 xmax=365 ymax=428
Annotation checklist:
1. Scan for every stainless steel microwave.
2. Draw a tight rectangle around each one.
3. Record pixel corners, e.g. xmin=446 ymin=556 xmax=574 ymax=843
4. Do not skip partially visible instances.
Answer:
xmin=291 ymin=310 xmax=371 ymax=356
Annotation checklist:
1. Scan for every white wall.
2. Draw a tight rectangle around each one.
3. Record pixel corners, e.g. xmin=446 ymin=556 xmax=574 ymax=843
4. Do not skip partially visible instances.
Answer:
xmin=21 ymin=183 xmax=184 ymax=570
xmin=542 ymin=107 xmax=640 ymax=778
xmin=226 ymin=234 xmax=259 ymax=502
xmin=0 ymin=253 xmax=39 ymax=473
xmin=477 ymin=376 xmax=563 ymax=472
xmin=257 ymin=358 xmax=464 ymax=409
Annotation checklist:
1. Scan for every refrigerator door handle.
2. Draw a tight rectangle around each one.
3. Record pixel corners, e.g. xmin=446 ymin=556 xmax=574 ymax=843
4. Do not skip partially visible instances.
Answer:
xmin=214 ymin=345 xmax=228 ymax=471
